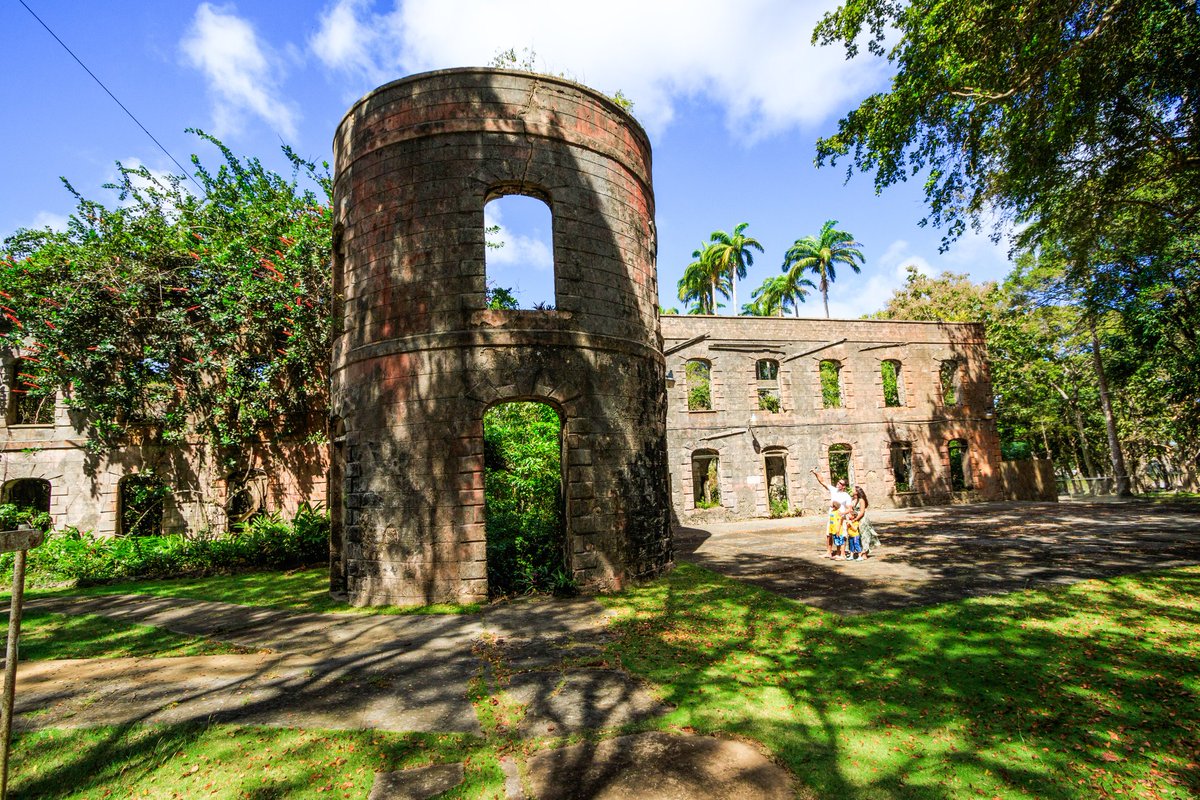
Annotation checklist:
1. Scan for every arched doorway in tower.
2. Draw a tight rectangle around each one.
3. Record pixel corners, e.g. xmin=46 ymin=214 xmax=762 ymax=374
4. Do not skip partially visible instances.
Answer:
xmin=482 ymin=400 xmax=567 ymax=597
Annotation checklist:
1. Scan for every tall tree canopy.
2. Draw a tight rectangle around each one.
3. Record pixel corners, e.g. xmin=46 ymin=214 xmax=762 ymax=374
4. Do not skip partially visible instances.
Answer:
xmin=781 ymin=219 xmax=865 ymax=318
xmin=744 ymin=273 xmax=815 ymax=317
xmin=813 ymin=0 xmax=1200 ymax=258
xmin=1 ymin=132 xmax=333 ymax=458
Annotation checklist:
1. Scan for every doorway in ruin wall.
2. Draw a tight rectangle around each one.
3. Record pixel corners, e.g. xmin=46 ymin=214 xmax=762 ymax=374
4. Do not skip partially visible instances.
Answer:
xmin=482 ymin=400 xmax=568 ymax=597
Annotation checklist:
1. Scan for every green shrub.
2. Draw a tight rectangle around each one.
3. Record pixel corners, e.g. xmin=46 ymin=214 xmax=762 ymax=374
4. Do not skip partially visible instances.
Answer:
xmin=0 ymin=504 xmax=328 ymax=587
xmin=0 ymin=503 xmax=51 ymax=533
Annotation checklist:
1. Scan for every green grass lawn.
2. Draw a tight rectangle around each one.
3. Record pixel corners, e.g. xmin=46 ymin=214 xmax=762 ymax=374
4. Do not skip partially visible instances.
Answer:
xmin=599 ymin=563 xmax=1200 ymax=800
xmin=10 ymin=567 xmax=480 ymax=616
xmin=11 ymin=610 xmax=253 ymax=661
xmin=5 ymin=564 xmax=1198 ymax=798
xmin=9 ymin=726 xmax=490 ymax=800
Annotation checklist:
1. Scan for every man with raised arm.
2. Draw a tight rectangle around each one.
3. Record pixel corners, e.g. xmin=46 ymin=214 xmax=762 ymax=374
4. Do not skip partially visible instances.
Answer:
xmin=812 ymin=468 xmax=853 ymax=559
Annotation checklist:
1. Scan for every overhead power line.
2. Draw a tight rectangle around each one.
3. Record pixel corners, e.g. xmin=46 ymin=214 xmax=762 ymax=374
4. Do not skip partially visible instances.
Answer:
xmin=17 ymin=0 xmax=205 ymax=195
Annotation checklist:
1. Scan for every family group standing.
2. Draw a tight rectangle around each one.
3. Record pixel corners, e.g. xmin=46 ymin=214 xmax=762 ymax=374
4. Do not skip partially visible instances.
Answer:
xmin=810 ymin=468 xmax=879 ymax=561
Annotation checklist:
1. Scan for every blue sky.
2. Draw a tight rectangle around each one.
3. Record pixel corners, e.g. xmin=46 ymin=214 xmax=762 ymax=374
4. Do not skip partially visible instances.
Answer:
xmin=1 ymin=0 xmax=1014 ymax=317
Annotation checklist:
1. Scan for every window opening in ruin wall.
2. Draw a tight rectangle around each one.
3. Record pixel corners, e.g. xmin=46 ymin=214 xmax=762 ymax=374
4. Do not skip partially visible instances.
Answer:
xmin=881 ymin=359 xmax=903 ymax=407
xmin=686 ymin=360 xmax=713 ymax=411
xmin=119 ymin=474 xmax=169 ymax=537
xmin=890 ymin=442 xmax=913 ymax=492
xmin=2 ymin=478 xmax=51 ymax=513
xmin=941 ymin=360 xmax=962 ymax=406
xmin=764 ymin=452 xmax=789 ymax=516
xmin=820 ymin=360 xmax=843 ymax=409
xmin=828 ymin=443 xmax=854 ymax=485
xmin=7 ymin=358 xmax=55 ymax=426
xmin=692 ymin=450 xmax=721 ymax=508
xmin=483 ymin=194 xmax=555 ymax=311
xmin=483 ymin=401 xmax=566 ymax=597
xmin=948 ymin=438 xmax=971 ymax=490
xmin=756 ymin=359 xmax=781 ymax=413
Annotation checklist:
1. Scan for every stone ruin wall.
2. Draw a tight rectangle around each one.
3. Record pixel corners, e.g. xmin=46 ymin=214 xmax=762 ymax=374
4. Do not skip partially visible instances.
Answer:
xmin=0 ymin=352 xmax=327 ymax=537
xmin=661 ymin=315 xmax=1015 ymax=519
xmin=330 ymin=68 xmax=673 ymax=606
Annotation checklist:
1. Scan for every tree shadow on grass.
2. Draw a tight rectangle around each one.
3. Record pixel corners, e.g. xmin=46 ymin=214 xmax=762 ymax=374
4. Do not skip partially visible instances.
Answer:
xmin=603 ymin=563 xmax=1200 ymax=799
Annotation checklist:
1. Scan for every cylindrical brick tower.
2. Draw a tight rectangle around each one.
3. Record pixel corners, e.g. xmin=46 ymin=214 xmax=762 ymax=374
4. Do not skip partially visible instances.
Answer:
xmin=330 ymin=68 xmax=672 ymax=605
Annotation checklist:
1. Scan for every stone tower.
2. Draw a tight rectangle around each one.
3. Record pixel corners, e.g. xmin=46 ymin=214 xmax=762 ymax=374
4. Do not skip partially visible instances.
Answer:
xmin=330 ymin=68 xmax=673 ymax=605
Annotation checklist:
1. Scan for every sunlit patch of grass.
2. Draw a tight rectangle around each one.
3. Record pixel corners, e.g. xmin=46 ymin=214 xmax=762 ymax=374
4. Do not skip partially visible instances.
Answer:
xmin=8 ymin=725 xmax=487 ymax=800
xmin=8 ymin=568 xmax=481 ymax=616
xmin=5 ymin=610 xmax=252 ymax=661
xmin=600 ymin=563 xmax=1200 ymax=799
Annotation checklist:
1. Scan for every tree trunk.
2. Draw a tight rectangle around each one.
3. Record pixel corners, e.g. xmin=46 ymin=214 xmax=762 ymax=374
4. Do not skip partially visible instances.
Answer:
xmin=1089 ymin=318 xmax=1132 ymax=496
xmin=710 ymin=276 xmax=717 ymax=315
xmin=1051 ymin=382 xmax=1096 ymax=477
xmin=730 ymin=267 xmax=738 ymax=315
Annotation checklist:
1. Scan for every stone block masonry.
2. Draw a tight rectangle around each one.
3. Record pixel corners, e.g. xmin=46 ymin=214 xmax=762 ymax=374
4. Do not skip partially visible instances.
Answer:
xmin=662 ymin=315 xmax=1011 ymax=520
xmin=331 ymin=69 xmax=673 ymax=605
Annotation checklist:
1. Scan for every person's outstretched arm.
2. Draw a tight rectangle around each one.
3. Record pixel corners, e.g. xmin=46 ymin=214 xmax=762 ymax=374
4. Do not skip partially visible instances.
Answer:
xmin=811 ymin=468 xmax=829 ymax=491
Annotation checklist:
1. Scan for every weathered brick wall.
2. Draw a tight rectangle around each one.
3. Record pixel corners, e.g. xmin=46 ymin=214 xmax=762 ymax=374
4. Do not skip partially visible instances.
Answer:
xmin=661 ymin=315 xmax=1009 ymax=518
xmin=331 ymin=69 xmax=672 ymax=605
xmin=1000 ymin=458 xmax=1058 ymax=501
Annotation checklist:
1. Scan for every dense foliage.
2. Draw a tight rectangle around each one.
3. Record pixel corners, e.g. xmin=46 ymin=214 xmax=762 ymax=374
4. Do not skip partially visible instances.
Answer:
xmin=0 ymin=505 xmax=328 ymax=587
xmin=875 ymin=264 xmax=1197 ymax=487
xmin=482 ymin=402 xmax=570 ymax=596
xmin=1 ymin=131 xmax=333 ymax=457
xmin=813 ymin=0 xmax=1199 ymax=254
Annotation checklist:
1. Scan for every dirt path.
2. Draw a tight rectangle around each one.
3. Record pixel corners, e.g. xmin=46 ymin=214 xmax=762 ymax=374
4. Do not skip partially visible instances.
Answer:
xmin=676 ymin=498 xmax=1200 ymax=613
xmin=16 ymin=594 xmax=661 ymax=735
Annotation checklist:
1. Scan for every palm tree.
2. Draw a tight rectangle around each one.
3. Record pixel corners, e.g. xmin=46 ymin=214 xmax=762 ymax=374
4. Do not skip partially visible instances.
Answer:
xmin=677 ymin=242 xmax=728 ymax=314
xmin=781 ymin=220 xmax=865 ymax=318
xmin=708 ymin=223 xmax=764 ymax=316
xmin=744 ymin=274 xmax=816 ymax=317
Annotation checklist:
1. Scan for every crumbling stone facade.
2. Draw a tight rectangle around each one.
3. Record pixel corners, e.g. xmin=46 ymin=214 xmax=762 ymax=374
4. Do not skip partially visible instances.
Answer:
xmin=662 ymin=315 xmax=1016 ymax=519
xmin=329 ymin=68 xmax=673 ymax=606
xmin=0 ymin=348 xmax=327 ymax=535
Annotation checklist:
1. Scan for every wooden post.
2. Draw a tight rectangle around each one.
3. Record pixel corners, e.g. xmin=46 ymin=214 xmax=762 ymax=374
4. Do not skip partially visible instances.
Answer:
xmin=0 ymin=525 xmax=45 ymax=800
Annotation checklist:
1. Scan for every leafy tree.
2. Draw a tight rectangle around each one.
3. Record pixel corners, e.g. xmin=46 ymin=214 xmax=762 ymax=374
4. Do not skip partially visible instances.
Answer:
xmin=781 ymin=219 xmax=865 ymax=318
xmin=707 ymin=223 xmax=764 ymax=316
xmin=872 ymin=261 xmax=1178 ymax=491
xmin=812 ymin=0 xmax=1200 ymax=257
xmin=1 ymin=131 xmax=333 ymax=459
xmin=870 ymin=266 xmax=1000 ymax=323
xmin=485 ymin=283 xmax=519 ymax=310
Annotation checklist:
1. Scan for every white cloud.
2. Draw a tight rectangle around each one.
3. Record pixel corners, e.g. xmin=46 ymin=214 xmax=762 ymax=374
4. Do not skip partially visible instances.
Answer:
xmin=483 ymin=204 xmax=553 ymax=272
xmin=181 ymin=3 xmax=298 ymax=139
xmin=311 ymin=0 xmax=384 ymax=80
xmin=309 ymin=0 xmax=890 ymax=139
xmin=29 ymin=211 xmax=69 ymax=231
xmin=877 ymin=239 xmax=934 ymax=279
